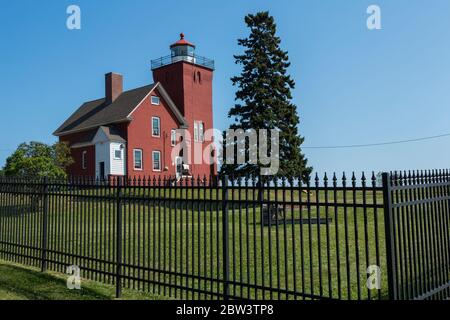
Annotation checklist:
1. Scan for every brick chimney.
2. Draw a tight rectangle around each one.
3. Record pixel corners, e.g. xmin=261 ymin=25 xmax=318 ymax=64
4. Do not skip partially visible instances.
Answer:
xmin=105 ymin=72 xmax=123 ymax=104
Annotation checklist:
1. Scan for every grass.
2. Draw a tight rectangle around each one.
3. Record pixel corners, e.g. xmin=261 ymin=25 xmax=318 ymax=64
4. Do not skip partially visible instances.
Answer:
xmin=0 ymin=187 xmax=389 ymax=300
xmin=0 ymin=260 xmax=166 ymax=300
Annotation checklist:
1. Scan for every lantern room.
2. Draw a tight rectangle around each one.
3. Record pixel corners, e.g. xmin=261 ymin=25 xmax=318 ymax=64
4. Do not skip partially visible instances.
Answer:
xmin=151 ymin=33 xmax=214 ymax=70
xmin=170 ymin=33 xmax=196 ymax=58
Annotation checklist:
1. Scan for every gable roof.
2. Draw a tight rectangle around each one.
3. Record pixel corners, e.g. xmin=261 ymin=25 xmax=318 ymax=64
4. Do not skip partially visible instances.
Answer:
xmin=95 ymin=126 xmax=126 ymax=143
xmin=53 ymin=82 xmax=187 ymax=136
xmin=70 ymin=126 xmax=126 ymax=148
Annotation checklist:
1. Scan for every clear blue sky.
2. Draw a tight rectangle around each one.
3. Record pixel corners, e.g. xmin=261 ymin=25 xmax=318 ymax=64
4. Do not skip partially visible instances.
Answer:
xmin=1 ymin=0 xmax=450 ymax=175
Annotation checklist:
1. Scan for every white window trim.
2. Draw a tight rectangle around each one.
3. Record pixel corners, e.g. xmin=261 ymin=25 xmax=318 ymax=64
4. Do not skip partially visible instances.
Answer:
xmin=199 ymin=122 xmax=204 ymax=142
xmin=133 ymin=149 xmax=143 ymax=171
xmin=82 ymin=151 xmax=87 ymax=170
xmin=152 ymin=117 xmax=161 ymax=137
xmin=152 ymin=151 xmax=162 ymax=172
xmin=194 ymin=122 xmax=199 ymax=142
xmin=194 ymin=121 xmax=204 ymax=143
xmin=171 ymin=129 xmax=176 ymax=147
xmin=151 ymin=96 xmax=160 ymax=105
xmin=114 ymin=149 xmax=122 ymax=160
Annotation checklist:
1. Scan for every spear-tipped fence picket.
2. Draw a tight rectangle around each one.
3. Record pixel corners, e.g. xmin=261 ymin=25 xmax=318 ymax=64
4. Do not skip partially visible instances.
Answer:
xmin=0 ymin=170 xmax=449 ymax=300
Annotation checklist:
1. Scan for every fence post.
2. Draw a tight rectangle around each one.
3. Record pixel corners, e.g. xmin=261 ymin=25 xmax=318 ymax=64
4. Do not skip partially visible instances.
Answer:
xmin=382 ymin=172 xmax=397 ymax=300
xmin=222 ymin=175 xmax=230 ymax=299
xmin=41 ymin=176 xmax=49 ymax=272
xmin=115 ymin=176 xmax=123 ymax=298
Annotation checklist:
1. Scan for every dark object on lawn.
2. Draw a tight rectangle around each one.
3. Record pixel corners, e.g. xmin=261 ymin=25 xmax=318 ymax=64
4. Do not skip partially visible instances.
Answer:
xmin=262 ymin=204 xmax=332 ymax=226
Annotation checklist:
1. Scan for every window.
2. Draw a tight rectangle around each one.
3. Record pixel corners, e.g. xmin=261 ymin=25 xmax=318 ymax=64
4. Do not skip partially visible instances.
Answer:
xmin=199 ymin=122 xmax=204 ymax=142
xmin=194 ymin=121 xmax=204 ymax=142
xmin=82 ymin=151 xmax=87 ymax=170
xmin=134 ymin=149 xmax=143 ymax=170
xmin=114 ymin=149 xmax=122 ymax=160
xmin=171 ymin=129 xmax=177 ymax=146
xmin=152 ymin=117 xmax=160 ymax=137
xmin=194 ymin=122 xmax=198 ymax=142
xmin=152 ymin=151 xmax=161 ymax=172
xmin=151 ymin=96 xmax=160 ymax=105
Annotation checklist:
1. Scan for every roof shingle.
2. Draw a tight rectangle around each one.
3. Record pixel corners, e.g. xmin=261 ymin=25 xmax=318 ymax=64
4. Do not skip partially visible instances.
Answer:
xmin=54 ymin=84 xmax=157 ymax=135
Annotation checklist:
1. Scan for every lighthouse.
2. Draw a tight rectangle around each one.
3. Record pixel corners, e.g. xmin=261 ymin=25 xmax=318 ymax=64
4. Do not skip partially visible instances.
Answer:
xmin=151 ymin=34 xmax=216 ymax=177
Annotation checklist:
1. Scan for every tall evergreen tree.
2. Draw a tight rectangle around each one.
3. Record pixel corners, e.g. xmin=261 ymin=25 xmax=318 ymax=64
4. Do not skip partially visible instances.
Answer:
xmin=221 ymin=11 xmax=312 ymax=180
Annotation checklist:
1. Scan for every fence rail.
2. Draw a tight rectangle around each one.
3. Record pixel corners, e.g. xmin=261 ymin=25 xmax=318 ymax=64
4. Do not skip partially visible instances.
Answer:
xmin=0 ymin=171 xmax=449 ymax=300
xmin=383 ymin=170 xmax=450 ymax=300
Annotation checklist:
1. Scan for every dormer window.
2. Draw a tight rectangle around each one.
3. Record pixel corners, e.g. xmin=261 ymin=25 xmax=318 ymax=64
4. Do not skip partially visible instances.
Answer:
xmin=151 ymin=96 xmax=160 ymax=105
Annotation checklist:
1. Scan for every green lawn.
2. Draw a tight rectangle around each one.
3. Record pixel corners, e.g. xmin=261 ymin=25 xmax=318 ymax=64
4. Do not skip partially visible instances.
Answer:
xmin=0 ymin=260 xmax=166 ymax=300
xmin=0 ymin=187 xmax=388 ymax=300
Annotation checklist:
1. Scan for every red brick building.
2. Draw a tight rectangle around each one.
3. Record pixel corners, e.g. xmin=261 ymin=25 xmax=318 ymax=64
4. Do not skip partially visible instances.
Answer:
xmin=54 ymin=34 xmax=216 ymax=179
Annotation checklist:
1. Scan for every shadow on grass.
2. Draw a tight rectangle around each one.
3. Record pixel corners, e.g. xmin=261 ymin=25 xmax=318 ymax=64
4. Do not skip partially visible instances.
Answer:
xmin=0 ymin=263 xmax=110 ymax=300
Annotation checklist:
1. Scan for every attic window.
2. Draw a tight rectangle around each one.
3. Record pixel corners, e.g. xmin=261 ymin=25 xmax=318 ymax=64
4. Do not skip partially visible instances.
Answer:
xmin=151 ymin=96 xmax=160 ymax=105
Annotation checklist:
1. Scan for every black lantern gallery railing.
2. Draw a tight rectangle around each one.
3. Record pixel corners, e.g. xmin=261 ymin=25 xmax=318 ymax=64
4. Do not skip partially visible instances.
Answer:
xmin=151 ymin=54 xmax=215 ymax=70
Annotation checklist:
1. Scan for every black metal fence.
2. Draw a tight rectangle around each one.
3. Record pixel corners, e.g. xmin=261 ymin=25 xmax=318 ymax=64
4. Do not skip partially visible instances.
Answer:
xmin=383 ymin=170 xmax=450 ymax=300
xmin=0 ymin=171 xmax=448 ymax=300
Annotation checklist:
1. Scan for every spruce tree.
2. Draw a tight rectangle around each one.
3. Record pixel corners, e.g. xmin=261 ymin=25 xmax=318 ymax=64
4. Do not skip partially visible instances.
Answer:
xmin=221 ymin=11 xmax=312 ymax=181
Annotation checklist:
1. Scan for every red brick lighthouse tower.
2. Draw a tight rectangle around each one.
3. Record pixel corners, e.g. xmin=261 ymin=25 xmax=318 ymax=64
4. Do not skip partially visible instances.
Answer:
xmin=152 ymin=34 xmax=216 ymax=177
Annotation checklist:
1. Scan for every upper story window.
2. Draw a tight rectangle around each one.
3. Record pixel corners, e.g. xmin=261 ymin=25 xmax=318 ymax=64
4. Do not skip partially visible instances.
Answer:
xmin=82 ymin=151 xmax=87 ymax=170
xmin=171 ymin=129 xmax=177 ymax=146
xmin=199 ymin=122 xmax=204 ymax=142
xmin=152 ymin=117 xmax=161 ymax=137
xmin=151 ymin=96 xmax=160 ymax=105
xmin=194 ymin=121 xmax=205 ymax=142
xmin=194 ymin=123 xmax=198 ymax=142
xmin=133 ymin=149 xmax=143 ymax=170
